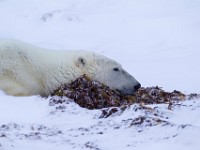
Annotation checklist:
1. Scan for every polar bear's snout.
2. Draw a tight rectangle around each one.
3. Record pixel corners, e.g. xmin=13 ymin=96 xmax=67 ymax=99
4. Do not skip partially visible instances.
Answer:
xmin=119 ymin=82 xmax=141 ymax=95
xmin=134 ymin=83 xmax=141 ymax=91
xmin=97 ymin=66 xmax=141 ymax=96
xmin=114 ymin=69 xmax=141 ymax=95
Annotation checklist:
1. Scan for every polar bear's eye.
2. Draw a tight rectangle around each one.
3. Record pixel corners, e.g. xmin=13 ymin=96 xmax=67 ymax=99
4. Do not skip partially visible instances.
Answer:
xmin=113 ymin=68 xmax=119 ymax=71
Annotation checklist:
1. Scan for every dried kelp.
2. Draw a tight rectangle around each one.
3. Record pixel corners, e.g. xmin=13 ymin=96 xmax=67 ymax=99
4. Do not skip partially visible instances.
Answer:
xmin=51 ymin=75 xmax=123 ymax=109
xmin=50 ymin=75 xmax=193 ymax=110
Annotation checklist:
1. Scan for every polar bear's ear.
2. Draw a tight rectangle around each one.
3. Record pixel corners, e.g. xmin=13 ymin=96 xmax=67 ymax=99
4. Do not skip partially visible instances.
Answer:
xmin=79 ymin=57 xmax=86 ymax=65
xmin=76 ymin=57 xmax=86 ymax=67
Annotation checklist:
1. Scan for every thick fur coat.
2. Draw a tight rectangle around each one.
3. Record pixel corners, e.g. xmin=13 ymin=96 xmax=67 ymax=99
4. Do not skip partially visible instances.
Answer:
xmin=0 ymin=39 xmax=140 ymax=96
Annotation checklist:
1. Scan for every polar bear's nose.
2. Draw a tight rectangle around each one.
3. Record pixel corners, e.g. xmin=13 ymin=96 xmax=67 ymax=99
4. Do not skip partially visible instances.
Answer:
xmin=134 ymin=83 xmax=141 ymax=91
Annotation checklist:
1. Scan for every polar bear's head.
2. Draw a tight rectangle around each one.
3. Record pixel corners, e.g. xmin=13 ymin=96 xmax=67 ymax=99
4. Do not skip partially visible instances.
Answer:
xmin=73 ymin=51 xmax=141 ymax=95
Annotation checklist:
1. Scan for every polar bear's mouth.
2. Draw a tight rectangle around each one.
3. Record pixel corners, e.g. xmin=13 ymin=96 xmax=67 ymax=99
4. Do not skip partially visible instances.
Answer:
xmin=117 ymin=83 xmax=141 ymax=96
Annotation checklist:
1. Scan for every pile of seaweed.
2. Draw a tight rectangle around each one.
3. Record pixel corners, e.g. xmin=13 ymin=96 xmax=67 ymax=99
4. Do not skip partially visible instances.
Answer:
xmin=50 ymin=75 xmax=199 ymax=110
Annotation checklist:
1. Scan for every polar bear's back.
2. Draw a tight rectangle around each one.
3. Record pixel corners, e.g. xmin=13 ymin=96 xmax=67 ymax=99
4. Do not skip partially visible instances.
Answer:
xmin=0 ymin=39 xmax=44 ymax=58
xmin=0 ymin=39 xmax=76 ymax=96
xmin=0 ymin=40 xmax=43 ymax=95
xmin=0 ymin=39 xmax=62 ymax=69
xmin=0 ymin=39 xmax=44 ymax=75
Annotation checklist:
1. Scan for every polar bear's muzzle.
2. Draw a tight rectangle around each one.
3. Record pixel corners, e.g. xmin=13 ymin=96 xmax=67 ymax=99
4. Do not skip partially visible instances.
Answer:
xmin=134 ymin=83 xmax=141 ymax=91
xmin=119 ymin=82 xmax=141 ymax=95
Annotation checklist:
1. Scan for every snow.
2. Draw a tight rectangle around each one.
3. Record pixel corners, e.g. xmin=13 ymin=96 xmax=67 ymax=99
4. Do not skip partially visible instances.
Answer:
xmin=0 ymin=0 xmax=200 ymax=149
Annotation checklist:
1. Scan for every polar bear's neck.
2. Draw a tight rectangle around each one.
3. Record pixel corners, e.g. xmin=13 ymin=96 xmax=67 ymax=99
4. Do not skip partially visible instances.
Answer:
xmin=34 ymin=50 xmax=82 ymax=95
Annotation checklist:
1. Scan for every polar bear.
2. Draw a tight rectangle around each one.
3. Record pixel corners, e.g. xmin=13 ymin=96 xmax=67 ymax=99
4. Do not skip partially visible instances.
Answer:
xmin=0 ymin=39 xmax=141 ymax=96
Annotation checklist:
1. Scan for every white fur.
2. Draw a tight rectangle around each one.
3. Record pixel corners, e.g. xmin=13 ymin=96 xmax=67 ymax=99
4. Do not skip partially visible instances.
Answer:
xmin=0 ymin=39 xmax=140 ymax=96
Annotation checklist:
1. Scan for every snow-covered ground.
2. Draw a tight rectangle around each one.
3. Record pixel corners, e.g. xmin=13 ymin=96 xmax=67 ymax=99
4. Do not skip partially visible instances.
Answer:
xmin=0 ymin=0 xmax=200 ymax=149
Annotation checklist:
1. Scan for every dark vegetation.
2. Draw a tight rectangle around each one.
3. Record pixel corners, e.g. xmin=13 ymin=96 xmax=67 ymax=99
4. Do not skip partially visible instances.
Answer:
xmin=50 ymin=75 xmax=199 ymax=111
